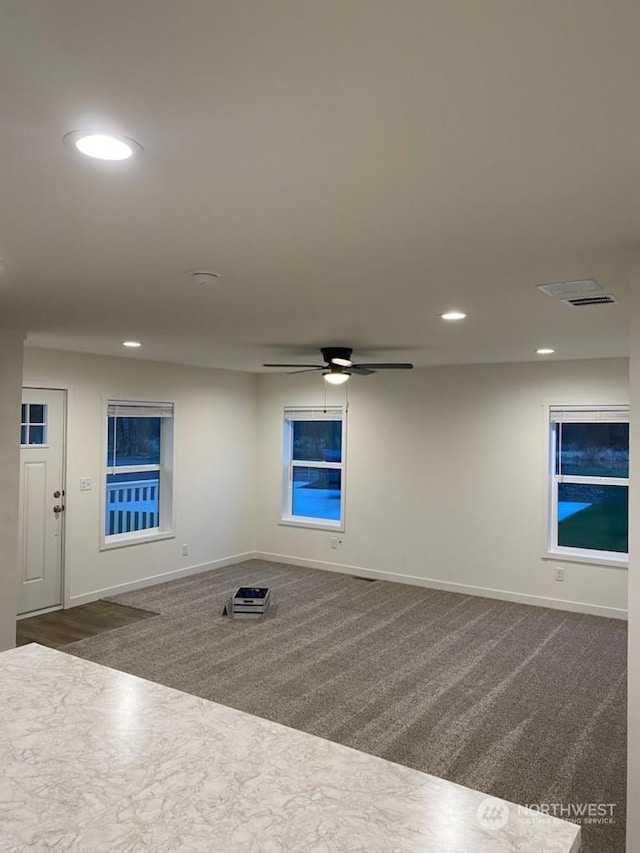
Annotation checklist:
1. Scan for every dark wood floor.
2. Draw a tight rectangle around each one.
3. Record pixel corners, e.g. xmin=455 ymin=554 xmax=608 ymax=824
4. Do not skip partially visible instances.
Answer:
xmin=16 ymin=600 xmax=157 ymax=649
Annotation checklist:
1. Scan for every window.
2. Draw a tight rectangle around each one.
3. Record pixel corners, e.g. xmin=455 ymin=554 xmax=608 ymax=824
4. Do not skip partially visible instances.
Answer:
xmin=103 ymin=401 xmax=174 ymax=546
xmin=282 ymin=407 xmax=345 ymax=529
xmin=548 ymin=406 xmax=628 ymax=561
xmin=21 ymin=403 xmax=47 ymax=446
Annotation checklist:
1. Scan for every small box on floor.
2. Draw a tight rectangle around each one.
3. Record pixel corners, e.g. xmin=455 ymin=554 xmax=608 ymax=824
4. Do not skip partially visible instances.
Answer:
xmin=225 ymin=587 xmax=271 ymax=619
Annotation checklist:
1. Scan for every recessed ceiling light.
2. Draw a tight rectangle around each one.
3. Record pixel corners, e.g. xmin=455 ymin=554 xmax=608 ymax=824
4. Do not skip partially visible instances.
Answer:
xmin=63 ymin=130 xmax=144 ymax=161
xmin=122 ymin=340 xmax=142 ymax=348
xmin=441 ymin=311 xmax=466 ymax=321
xmin=536 ymin=348 xmax=555 ymax=355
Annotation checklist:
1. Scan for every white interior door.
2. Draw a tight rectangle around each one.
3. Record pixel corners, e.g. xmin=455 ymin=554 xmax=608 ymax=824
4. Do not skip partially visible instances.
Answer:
xmin=17 ymin=389 xmax=65 ymax=616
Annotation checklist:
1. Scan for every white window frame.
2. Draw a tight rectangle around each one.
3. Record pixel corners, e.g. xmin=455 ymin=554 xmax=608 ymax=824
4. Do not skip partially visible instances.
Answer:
xmin=280 ymin=406 xmax=346 ymax=531
xmin=544 ymin=405 xmax=628 ymax=567
xmin=20 ymin=402 xmax=49 ymax=447
xmin=101 ymin=400 xmax=175 ymax=549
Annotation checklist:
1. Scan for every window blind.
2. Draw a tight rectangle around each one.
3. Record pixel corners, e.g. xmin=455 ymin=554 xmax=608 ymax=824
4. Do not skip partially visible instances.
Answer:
xmin=283 ymin=407 xmax=343 ymax=422
xmin=107 ymin=402 xmax=174 ymax=419
xmin=549 ymin=405 xmax=628 ymax=424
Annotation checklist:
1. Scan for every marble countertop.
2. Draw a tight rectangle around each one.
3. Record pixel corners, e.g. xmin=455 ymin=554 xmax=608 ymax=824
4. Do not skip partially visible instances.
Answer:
xmin=0 ymin=644 xmax=580 ymax=852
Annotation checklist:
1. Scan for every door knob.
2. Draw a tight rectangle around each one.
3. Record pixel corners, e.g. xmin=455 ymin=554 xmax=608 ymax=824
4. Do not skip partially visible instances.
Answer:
xmin=53 ymin=505 xmax=65 ymax=515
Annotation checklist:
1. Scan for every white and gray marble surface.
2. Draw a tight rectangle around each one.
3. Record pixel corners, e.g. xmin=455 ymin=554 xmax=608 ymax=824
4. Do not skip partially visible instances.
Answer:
xmin=0 ymin=644 xmax=580 ymax=852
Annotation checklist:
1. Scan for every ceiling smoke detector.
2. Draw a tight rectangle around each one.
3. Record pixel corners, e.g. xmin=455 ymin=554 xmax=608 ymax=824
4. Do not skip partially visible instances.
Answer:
xmin=536 ymin=279 xmax=602 ymax=298
xmin=190 ymin=270 xmax=220 ymax=286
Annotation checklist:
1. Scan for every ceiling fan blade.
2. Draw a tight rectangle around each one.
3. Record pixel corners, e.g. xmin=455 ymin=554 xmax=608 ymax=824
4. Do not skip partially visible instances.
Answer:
xmin=349 ymin=366 xmax=376 ymax=375
xmin=352 ymin=363 xmax=414 ymax=370
xmin=264 ymin=351 xmax=413 ymax=377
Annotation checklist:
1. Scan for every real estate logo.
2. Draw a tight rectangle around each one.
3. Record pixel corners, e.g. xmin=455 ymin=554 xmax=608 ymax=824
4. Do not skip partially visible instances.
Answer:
xmin=476 ymin=797 xmax=510 ymax=831
xmin=521 ymin=802 xmax=617 ymax=825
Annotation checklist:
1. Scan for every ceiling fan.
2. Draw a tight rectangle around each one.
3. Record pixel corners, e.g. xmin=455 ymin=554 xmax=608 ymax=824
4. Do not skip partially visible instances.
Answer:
xmin=263 ymin=347 xmax=413 ymax=384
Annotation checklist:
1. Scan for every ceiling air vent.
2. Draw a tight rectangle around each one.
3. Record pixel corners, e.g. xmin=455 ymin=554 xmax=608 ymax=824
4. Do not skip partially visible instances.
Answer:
xmin=562 ymin=294 xmax=618 ymax=307
xmin=537 ymin=279 xmax=601 ymax=298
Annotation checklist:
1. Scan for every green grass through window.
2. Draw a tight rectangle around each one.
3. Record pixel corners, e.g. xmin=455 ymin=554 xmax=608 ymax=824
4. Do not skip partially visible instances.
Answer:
xmin=558 ymin=498 xmax=628 ymax=554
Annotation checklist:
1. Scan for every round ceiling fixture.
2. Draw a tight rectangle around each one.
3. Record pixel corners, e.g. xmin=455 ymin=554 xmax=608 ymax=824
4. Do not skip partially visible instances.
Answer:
xmin=122 ymin=340 xmax=142 ymax=348
xmin=64 ymin=131 xmax=144 ymax=161
xmin=441 ymin=311 xmax=466 ymax=321
xmin=190 ymin=270 xmax=220 ymax=286
xmin=323 ymin=367 xmax=350 ymax=385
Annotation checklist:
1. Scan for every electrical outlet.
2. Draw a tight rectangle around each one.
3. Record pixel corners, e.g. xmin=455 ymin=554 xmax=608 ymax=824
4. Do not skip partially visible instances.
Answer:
xmin=80 ymin=477 xmax=92 ymax=491
xmin=181 ymin=544 xmax=189 ymax=557
xmin=554 ymin=567 xmax=565 ymax=582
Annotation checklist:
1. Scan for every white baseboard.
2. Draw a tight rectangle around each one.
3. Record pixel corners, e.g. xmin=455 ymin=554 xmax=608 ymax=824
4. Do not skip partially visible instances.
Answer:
xmin=253 ymin=551 xmax=628 ymax=621
xmin=66 ymin=552 xmax=255 ymax=607
xmin=67 ymin=549 xmax=628 ymax=620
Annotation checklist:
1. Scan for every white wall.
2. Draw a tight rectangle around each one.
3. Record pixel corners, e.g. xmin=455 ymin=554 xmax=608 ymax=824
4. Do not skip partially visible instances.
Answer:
xmin=23 ymin=348 xmax=257 ymax=604
xmin=627 ymin=287 xmax=639 ymax=851
xmin=256 ymin=358 xmax=629 ymax=618
xmin=17 ymin=348 xmax=630 ymax=620
xmin=0 ymin=330 xmax=25 ymax=649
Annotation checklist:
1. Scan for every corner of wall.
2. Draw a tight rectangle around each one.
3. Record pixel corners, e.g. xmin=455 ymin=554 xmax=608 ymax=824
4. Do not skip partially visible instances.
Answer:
xmin=0 ymin=330 xmax=26 ymax=650
xmin=627 ymin=281 xmax=640 ymax=852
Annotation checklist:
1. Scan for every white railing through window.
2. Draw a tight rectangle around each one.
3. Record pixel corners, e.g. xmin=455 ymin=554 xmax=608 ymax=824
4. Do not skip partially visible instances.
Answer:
xmin=106 ymin=478 xmax=159 ymax=535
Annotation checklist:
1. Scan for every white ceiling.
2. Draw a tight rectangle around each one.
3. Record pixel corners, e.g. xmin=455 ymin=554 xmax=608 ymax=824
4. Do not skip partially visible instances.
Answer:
xmin=1 ymin=0 xmax=639 ymax=372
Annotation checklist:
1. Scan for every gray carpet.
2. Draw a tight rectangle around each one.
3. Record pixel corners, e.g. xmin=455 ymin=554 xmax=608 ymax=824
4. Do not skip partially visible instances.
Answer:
xmin=64 ymin=559 xmax=627 ymax=853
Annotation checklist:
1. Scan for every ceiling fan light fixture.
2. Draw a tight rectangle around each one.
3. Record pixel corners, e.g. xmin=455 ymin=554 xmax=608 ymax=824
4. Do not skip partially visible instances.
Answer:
xmin=330 ymin=357 xmax=353 ymax=367
xmin=323 ymin=369 xmax=350 ymax=385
